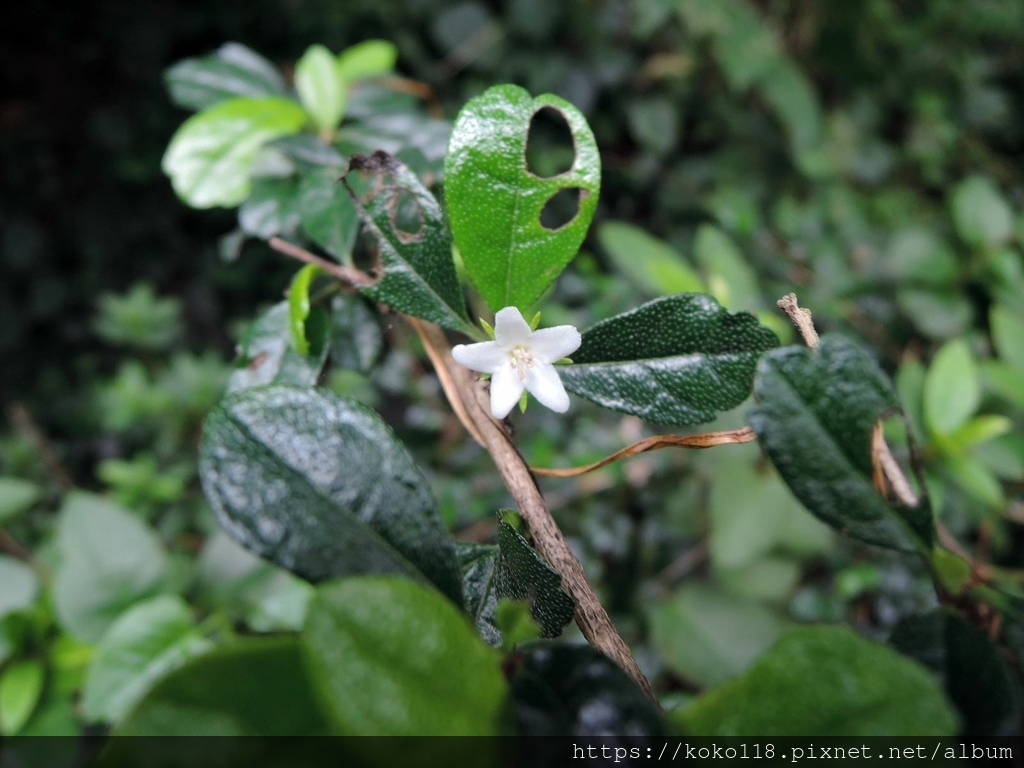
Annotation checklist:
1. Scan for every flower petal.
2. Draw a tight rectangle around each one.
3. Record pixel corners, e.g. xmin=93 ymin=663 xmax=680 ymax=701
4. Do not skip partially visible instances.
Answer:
xmin=525 ymin=361 xmax=570 ymax=413
xmin=528 ymin=325 xmax=582 ymax=363
xmin=490 ymin=363 xmax=526 ymax=419
xmin=452 ymin=340 xmax=506 ymax=373
xmin=493 ymin=307 xmax=532 ymax=347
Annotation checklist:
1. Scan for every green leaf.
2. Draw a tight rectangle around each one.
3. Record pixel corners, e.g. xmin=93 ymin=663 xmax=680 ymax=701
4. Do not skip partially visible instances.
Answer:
xmin=52 ymin=492 xmax=168 ymax=642
xmin=0 ymin=478 xmax=41 ymax=524
xmin=924 ymin=338 xmax=980 ymax=437
xmin=890 ymin=608 xmax=1019 ymax=736
xmin=950 ymin=175 xmax=1013 ymax=250
xmin=457 ymin=542 xmax=503 ymax=647
xmin=676 ymin=625 xmax=957 ymax=736
xmin=287 ymin=264 xmax=319 ymax=356
xmin=598 ymin=222 xmax=704 ymax=297
xmin=943 ymin=453 xmax=1004 ymax=508
xmin=81 ymin=595 xmax=212 ymax=725
xmin=115 ymin=636 xmax=330 ymax=735
xmin=991 ymin=304 xmax=1024 ymax=373
xmin=750 ymin=335 xmax=933 ymax=552
xmin=511 ymin=643 xmax=667 ymax=737
xmin=237 ymin=176 xmax=301 ymax=239
xmin=947 ymin=415 xmax=1012 ymax=449
xmin=649 ymin=584 xmax=790 ymax=687
xmin=0 ymin=659 xmax=45 ymax=735
xmin=343 ymin=153 xmax=473 ymax=333
xmin=560 ymin=294 xmax=778 ymax=426
xmin=295 ymin=44 xmax=347 ymax=134
xmin=228 ymin=301 xmax=330 ymax=393
xmin=164 ymin=43 xmax=287 ymax=111
xmin=897 ymin=287 xmax=973 ymax=340
xmin=0 ymin=557 xmax=39 ymax=619
xmin=692 ymin=224 xmax=762 ymax=312
xmin=760 ymin=57 xmax=822 ymax=154
xmin=297 ymin=167 xmax=359 ymax=261
xmin=162 ymin=97 xmax=307 ymax=209
xmin=336 ymin=40 xmax=398 ymax=82
xmin=445 ymin=84 xmax=600 ymax=312
xmin=199 ymin=386 xmax=462 ymax=603
xmin=302 ymin=576 xmax=509 ymax=735
xmin=329 ymin=293 xmax=384 ymax=374
xmin=496 ymin=511 xmax=574 ymax=639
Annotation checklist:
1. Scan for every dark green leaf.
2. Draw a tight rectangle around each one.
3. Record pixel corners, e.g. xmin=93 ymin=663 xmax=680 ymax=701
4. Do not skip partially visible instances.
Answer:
xmin=496 ymin=511 xmax=574 ymax=639
xmin=227 ymin=301 xmax=330 ymax=393
xmin=199 ymin=386 xmax=462 ymax=603
xmin=676 ymin=625 xmax=957 ymax=736
xmin=890 ymin=608 xmax=1019 ymax=736
xmin=164 ymin=43 xmax=287 ymax=112
xmin=560 ymin=294 xmax=778 ymax=426
xmin=302 ymin=576 xmax=509 ymax=735
xmin=81 ymin=595 xmax=212 ymax=725
xmin=445 ymin=84 xmax=600 ymax=312
xmin=0 ymin=659 xmax=44 ymax=735
xmin=162 ymin=97 xmax=307 ymax=209
xmin=510 ymin=643 xmax=667 ymax=737
xmin=297 ymin=168 xmax=360 ymax=261
xmin=343 ymin=152 xmax=473 ymax=333
xmin=750 ymin=334 xmax=933 ymax=552
xmin=115 ymin=636 xmax=330 ymax=735
xmin=457 ymin=542 xmax=502 ymax=647
xmin=0 ymin=478 xmax=42 ymax=524
xmin=237 ymin=176 xmax=301 ymax=239
xmin=52 ymin=493 xmax=168 ymax=642
xmin=328 ymin=293 xmax=383 ymax=374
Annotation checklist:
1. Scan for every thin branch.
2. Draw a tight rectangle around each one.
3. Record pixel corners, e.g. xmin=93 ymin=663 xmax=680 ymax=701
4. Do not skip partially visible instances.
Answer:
xmin=413 ymin=319 xmax=660 ymax=706
xmin=532 ymin=427 xmax=757 ymax=478
xmin=6 ymin=402 xmax=75 ymax=491
xmin=777 ymin=292 xmax=819 ymax=349
xmin=267 ymin=237 xmax=375 ymax=288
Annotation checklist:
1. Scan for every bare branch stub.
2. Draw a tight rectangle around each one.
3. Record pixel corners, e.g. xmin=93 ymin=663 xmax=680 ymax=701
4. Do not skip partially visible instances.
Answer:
xmin=777 ymin=292 xmax=819 ymax=349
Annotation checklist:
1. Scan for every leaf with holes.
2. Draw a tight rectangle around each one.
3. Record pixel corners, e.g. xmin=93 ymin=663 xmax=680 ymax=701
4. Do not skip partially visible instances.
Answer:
xmin=199 ymin=385 xmax=462 ymax=604
xmin=227 ymin=302 xmax=330 ymax=393
xmin=343 ymin=153 xmax=474 ymax=334
xmin=749 ymin=334 xmax=933 ymax=553
xmin=445 ymin=84 xmax=600 ymax=312
xmin=559 ymin=294 xmax=778 ymax=426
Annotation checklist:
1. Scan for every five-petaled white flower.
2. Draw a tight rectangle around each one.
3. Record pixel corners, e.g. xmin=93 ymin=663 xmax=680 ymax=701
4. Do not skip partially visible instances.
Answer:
xmin=452 ymin=307 xmax=582 ymax=419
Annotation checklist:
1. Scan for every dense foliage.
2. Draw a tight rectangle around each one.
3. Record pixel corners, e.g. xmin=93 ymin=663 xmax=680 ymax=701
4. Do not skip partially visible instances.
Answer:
xmin=2 ymin=0 xmax=1023 ymax=740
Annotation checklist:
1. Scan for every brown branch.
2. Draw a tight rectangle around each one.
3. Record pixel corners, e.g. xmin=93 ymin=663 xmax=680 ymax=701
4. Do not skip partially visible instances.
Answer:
xmin=267 ymin=237 xmax=375 ymax=288
xmin=777 ymin=292 xmax=819 ymax=349
xmin=870 ymin=421 xmax=920 ymax=508
xmin=6 ymin=402 xmax=75 ymax=491
xmin=412 ymin=319 xmax=660 ymax=706
xmin=532 ymin=427 xmax=756 ymax=478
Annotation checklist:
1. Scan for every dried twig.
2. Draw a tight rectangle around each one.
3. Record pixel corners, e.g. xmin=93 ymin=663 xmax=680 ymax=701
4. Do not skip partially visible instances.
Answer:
xmin=777 ymin=292 xmax=819 ymax=349
xmin=267 ymin=237 xmax=375 ymax=287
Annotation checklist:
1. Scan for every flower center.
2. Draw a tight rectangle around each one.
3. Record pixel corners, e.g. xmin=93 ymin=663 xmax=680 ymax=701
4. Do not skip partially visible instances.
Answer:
xmin=509 ymin=345 xmax=534 ymax=380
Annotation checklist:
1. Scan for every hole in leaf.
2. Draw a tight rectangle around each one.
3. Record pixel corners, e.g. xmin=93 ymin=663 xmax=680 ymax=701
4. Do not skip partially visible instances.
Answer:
xmin=539 ymin=187 xmax=584 ymax=231
xmin=352 ymin=229 xmax=381 ymax=275
xmin=389 ymin=187 xmax=425 ymax=244
xmin=525 ymin=107 xmax=576 ymax=178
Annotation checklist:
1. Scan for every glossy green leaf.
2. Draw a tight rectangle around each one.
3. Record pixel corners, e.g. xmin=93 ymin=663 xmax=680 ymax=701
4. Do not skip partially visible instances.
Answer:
xmin=329 ymin=293 xmax=383 ymax=374
xmin=302 ymin=576 xmax=509 ymax=735
xmin=692 ymin=224 xmax=761 ymax=312
xmin=81 ymin=595 xmax=212 ymax=725
xmin=924 ymin=338 xmax=980 ymax=437
xmin=295 ymin=45 xmax=346 ymax=134
xmin=511 ymin=643 xmax=667 ymax=737
xmin=598 ymin=222 xmax=704 ymax=296
xmin=162 ymin=97 xmax=307 ymax=209
xmin=52 ymin=492 xmax=168 ymax=642
xmin=297 ymin=167 xmax=359 ymax=261
xmin=890 ymin=608 xmax=1019 ymax=736
xmin=950 ymin=175 xmax=1013 ymax=250
xmin=115 ymin=636 xmax=330 ymax=735
xmin=991 ymin=304 xmax=1024 ymax=373
xmin=445 ymin=84 xmax=600 ymax=312
xmin=0 ymin=478 xmax=41 ymax=524
xmin=343 ymin=153 xmax=473 ymax=333
xmin=336 ymin=40 xmax=398 ymax=82
xmin=560 ymin=294 xmax=778 ymax=426
xmin=0 ymin=659 xmax=45 ymax=735
xmin=649 ymin=585 xmax=790 ymax=687
xmin=237 ymin=176 xmax=301 ymax=239
xmin=164 ymin=43 xmax=287 ymax=111
xmin=0 ymin=557 xmax=39 ymax=619
xmin=287 ymin=264 xmax=319 ymax=356
xmin=750 ymin=335 xmax=933 ymax=552
xmin=496 ymin=511 xmax=574 ymax=639
xmin=676 ymin=625 xmax=957 ymax=736
xmin=199 ymin=386 xmax=462 ymax=603
xmin=227 ymin=301 xmax=330 ymax=393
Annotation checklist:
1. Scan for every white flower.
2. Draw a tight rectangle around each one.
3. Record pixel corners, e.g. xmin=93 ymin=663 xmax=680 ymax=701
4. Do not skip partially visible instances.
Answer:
xmin=452 ymin=307 xmax=582 ymax=419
